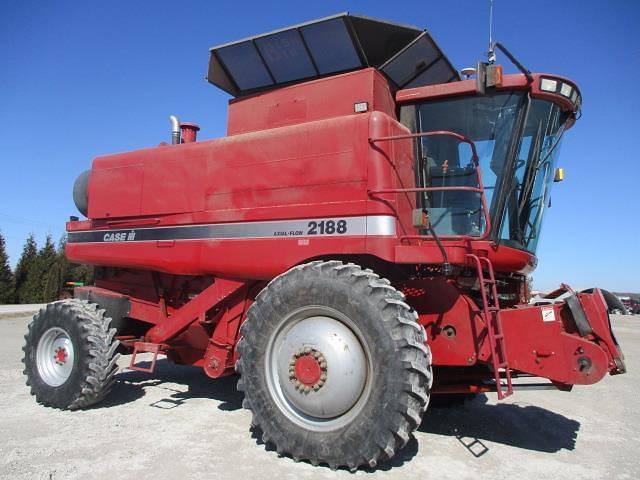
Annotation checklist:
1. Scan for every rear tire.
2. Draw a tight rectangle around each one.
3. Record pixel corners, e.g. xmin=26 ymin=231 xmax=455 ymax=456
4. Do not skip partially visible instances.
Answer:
xmin=23 ymin=300 xmax=120 ymax=409
xmin=237 ymin=261 xmax=431 ymax=470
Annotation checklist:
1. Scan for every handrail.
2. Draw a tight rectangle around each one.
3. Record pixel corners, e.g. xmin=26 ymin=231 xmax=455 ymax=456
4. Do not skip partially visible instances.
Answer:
xmin=369 ymin=130 xmax=480 ymax=165
xmin=369 ymin=186 xmax=483 ymax=194
xmin=367 ymin=130 xmax=492 ymax=240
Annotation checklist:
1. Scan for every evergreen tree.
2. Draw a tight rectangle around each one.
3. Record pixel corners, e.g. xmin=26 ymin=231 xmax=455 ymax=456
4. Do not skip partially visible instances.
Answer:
xmin=44 ymin=235 xmax=94 ymax=301
xmin=0 ymin=232 xmax=15 ymax=303
xmin=27 ymin=235 xmax=58 ymax=303
xmin=14 ymin=234 xmax=38 ymax=303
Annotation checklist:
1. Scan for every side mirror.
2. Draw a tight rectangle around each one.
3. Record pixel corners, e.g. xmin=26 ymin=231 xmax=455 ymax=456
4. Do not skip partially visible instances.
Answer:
xmin=554 ymin=167 xmax=565 ymax=182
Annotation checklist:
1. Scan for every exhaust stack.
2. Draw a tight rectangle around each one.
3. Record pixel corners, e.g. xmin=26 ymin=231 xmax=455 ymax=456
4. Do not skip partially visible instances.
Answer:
xmin=169 ymin=115 xmax=181 ymax=144
xmin=169 ymin=116 xmax=200 ymax=144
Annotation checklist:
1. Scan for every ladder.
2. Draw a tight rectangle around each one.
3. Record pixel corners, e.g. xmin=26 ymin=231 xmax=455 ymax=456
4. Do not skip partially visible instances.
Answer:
xmin=466 ymin=254 xmax=513 ymax=399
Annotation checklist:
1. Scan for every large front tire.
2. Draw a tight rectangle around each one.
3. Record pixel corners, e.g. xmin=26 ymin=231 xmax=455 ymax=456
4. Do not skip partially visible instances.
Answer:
xmin=237 ymin=261 xmax=431 ymax=470
xmin=23 ymin=300 xmax=120 ymax=409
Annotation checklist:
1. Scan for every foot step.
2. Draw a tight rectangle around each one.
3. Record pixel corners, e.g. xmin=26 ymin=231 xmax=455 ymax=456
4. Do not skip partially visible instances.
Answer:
xmin=128 ymin=342 xmax=165 ymax=373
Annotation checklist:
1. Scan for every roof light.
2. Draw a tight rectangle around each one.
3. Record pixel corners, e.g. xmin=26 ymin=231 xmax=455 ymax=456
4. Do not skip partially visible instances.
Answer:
xmin=540 ymin=78 xmax=558 ymax=92
xmin=560 ymin=83 xmax=573 ymax=98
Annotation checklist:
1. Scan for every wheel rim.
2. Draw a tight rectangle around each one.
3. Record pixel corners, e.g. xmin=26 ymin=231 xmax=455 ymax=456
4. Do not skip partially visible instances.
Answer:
xmin=36 ymin=327 xmax=75 ymax=387
xmin=265 ymin=306 xmax=372 ymax=432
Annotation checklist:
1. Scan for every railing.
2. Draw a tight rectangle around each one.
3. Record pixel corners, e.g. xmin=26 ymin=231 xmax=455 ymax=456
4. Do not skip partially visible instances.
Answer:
xmin=368 ymin=130 xmax=492 ymax=241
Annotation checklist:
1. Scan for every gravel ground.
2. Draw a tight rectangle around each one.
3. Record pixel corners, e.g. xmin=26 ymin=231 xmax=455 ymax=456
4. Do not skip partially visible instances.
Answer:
xmin=0 ymin=305 xmax=45 ymax=319
xmin=0 ymin=313 xmax=637 ymax=479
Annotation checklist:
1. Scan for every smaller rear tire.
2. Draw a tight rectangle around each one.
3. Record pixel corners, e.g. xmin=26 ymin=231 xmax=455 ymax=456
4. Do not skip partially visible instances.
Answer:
xmin=23 ymin=299 xmax=120 ymax=409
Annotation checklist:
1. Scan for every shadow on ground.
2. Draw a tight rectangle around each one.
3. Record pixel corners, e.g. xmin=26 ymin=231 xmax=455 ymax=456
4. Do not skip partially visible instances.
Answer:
xmin=97 ymin=359 xmax=243 ymax=411
xmin=420 ymin=394 xmax=580 ymax=454
xmin=97 ymin=362 xmax=580 ymax=469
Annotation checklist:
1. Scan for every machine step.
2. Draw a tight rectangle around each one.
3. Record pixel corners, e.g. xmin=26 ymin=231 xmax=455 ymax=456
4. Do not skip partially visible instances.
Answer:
xmin=128 ymin=342 xmax=166 ymax=373
xmin=466 ymin=254 xmax=513 ymax=399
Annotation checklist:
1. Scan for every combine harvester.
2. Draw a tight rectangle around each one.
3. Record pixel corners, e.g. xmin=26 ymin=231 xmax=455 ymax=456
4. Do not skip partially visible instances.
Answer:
xmin=23 ymin=13 xmax=625 ymax=470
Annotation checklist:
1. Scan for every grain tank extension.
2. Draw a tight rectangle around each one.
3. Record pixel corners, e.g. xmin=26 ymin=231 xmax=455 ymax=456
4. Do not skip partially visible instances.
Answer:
xmin=23 ymin=13 xmax=625 ymax=471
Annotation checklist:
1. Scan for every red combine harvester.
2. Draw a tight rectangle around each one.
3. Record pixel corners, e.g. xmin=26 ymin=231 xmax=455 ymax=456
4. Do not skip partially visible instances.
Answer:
xmin=23 ymin=14 xmax=625 ymax=470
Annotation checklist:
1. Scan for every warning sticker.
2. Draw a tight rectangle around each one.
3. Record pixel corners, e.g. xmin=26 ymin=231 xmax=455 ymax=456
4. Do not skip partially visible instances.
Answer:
xmin=541 ymin=306 xmax=556 ymax=322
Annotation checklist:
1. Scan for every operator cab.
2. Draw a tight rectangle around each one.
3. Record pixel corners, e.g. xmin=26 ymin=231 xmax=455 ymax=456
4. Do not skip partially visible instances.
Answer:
xmin=206 ymin=12 xmax=581 ymax=258
xmin=397 ymin=73 xmax=581 ymax=255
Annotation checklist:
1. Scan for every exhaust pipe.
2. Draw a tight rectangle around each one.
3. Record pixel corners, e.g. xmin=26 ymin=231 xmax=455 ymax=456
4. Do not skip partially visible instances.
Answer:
xmin=169 ymin=115 xmax=181 ymax=144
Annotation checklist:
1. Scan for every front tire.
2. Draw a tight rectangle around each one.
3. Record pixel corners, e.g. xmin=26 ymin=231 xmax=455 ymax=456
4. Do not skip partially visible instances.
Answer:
xmin=237 ymin=261 xmax=431 ymax=470
xmin=23 ymin=300 xmax=120 ymax=409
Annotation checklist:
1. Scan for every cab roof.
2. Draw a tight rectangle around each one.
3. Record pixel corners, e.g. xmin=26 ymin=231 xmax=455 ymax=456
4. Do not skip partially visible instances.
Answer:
xmin=207 ymin=13 xmax=459 ymax=97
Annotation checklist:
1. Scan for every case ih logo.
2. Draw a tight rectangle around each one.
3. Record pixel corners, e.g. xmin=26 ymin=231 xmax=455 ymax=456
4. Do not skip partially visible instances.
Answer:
xmin=103 ymin=231 xmax=136 ymax=242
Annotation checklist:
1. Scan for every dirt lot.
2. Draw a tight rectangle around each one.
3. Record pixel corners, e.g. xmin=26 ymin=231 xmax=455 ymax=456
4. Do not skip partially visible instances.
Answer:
xmin=0 ymin=313 xmax=637 ymax=479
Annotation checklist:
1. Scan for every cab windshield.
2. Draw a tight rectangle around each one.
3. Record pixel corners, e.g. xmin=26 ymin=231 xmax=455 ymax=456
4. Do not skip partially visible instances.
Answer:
xmin=409 ymin=92 xmax=568 ymax=254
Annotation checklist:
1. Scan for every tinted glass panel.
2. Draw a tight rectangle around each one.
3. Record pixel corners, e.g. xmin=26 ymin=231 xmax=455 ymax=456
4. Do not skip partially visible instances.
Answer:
xmin=382 ymin=35 xmax=440 ymax=87
xmin=500 ymin=100 xmax=566 ymax=252
xmin=216 ymin=42 xmax=273 ymax=90
xmin=411 ymin=93 xmax=568 ymax=252
xmin=301 ymin=19 xmax=362 ymax=74
xmin=256 ymin=30 xmax=316 ymax=83
xmin=415 ymin=93 xmax=524 ymax=237
xmin=404 ymin=57 xmax=456 ymax=88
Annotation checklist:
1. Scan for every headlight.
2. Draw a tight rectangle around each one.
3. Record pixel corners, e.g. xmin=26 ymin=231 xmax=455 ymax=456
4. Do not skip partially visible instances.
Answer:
xmin=560 ymin=83 xmax=572 ymax=98
xmin=540 ymin=78 xmax=558 ymax=92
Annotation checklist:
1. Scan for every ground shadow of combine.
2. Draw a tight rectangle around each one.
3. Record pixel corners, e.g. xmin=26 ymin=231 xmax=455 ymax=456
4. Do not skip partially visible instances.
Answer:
xmin=97 ymin=359 xmax=244 ymax=411
xmin=420 ymin=394 xmax=580 ymax=455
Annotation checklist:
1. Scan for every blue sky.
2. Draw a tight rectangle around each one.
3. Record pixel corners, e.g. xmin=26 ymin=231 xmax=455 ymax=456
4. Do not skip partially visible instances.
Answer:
xmin=1 ymin=1 xmax=638 ymax=292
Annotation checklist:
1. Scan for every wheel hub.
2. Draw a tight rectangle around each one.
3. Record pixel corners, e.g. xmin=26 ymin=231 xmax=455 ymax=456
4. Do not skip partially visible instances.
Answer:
xmin=54 ymin=347 xmax=68 ymax=365
xmin=290 ymin=348 xmax=327 ymax=392
xmin=36 ymin=327 xmax=75 ymax=387
xmin=268 ymin=310 xmax=370 ymax=428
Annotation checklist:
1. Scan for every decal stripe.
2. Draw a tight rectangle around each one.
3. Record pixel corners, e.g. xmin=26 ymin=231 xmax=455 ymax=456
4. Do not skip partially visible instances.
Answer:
xmin=67 ymin=215 xmax=397 ymax=244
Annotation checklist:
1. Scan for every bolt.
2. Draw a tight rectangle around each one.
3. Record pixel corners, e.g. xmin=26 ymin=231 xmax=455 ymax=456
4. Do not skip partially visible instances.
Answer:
xmin=320 ymin=361 xmax=327 ymax=369
xmin=320 ymin=373 xmax=327 ymax=381
xmin=304 ymin=346 xmax=311 ymax=354
xmin=304 ymin=386 xmax=311 ymax=393
xmin=313 ymin=384 xmax=320 ymax=391
xmin=314 ymin=351 xmax=321 ymax=359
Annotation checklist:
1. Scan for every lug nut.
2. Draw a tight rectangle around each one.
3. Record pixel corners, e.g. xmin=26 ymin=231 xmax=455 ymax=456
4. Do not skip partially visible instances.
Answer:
xmin=320 ymin=373 xmax=327 ymax=381
xmin=320 ymin=361 xmax=327 ymax=369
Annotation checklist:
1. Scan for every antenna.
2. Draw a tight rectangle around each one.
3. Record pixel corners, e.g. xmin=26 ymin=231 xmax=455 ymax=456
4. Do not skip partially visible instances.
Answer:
xmin=488 ymin=0 xmax=496 ymax=63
